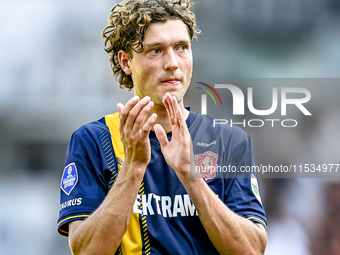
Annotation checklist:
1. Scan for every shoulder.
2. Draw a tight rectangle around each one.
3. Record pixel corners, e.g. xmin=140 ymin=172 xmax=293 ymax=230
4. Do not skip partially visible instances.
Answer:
xmin=189 ymin=109 xmax=250 ymax=147
xmin=66 ymin=116 xmax=114 ymax=153
xmin=71 ymin=116 xmax=109 ymax=140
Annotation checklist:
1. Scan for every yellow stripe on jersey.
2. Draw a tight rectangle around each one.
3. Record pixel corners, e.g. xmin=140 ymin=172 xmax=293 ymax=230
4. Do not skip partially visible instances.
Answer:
xmin=247 ymin=216 xmax=267 ymax=229
xmin=105 ymin=113 xmax=145 ymax=255
xmin=105 ymin=113 xmax=125 ymax=169
xmin=121 ymin=214 xmax=143 ymax=255
xmin=58 ymin=214 xmax=90 ymax=227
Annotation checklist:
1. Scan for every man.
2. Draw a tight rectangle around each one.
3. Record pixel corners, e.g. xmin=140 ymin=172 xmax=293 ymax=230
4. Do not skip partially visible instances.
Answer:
xmin=57 ymin=0 xmax=267 ymax=254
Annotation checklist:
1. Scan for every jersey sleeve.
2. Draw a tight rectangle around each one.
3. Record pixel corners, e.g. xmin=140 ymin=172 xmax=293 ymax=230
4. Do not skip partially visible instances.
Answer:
xmin=224 ymin=131 xmax=267 ymax=229
xmin=57 ymin=124 xmax=113 ymax=236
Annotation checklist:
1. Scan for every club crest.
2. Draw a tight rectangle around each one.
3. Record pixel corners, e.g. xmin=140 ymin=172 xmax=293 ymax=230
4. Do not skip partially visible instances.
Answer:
xmin=195 ymin=151 xmax=218 ymax=180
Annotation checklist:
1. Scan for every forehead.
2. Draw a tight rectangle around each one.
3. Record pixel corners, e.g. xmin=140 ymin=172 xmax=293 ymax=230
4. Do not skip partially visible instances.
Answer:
xmin=143 ymin=19 xmax=191 ymax=44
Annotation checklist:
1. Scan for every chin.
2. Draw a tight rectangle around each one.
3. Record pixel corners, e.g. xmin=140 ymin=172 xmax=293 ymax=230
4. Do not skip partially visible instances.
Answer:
xmin=157 ymin=86 xmax=185 ymax=101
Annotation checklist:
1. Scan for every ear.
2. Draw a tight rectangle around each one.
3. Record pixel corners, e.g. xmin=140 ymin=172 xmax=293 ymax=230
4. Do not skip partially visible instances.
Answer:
xmin=118 ymin=50 xmax=132 ymax=75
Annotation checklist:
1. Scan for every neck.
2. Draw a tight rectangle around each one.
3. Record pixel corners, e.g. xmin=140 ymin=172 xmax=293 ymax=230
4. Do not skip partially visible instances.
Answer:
xmin=149 ymin=102 xmax=189 ymax=133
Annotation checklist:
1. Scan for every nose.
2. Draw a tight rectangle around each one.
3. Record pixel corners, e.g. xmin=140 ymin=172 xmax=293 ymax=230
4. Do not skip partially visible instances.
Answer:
xmin=164 ymin=50 xmax=179 ymax=71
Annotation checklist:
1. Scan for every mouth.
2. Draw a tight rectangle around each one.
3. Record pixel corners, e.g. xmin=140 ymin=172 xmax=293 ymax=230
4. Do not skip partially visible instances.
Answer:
xmin=161 ymin=78 xmax=181 ymax=86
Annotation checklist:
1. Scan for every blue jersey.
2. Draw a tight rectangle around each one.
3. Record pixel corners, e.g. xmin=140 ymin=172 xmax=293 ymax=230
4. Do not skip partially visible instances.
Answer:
xmin=57 ymin=108 xmax=266 ymax=255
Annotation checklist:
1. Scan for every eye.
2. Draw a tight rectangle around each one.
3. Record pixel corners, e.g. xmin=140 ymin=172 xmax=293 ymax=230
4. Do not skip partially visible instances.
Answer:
xmin=149 ymin=48 xmax=161 ymax=54
xmin=177 ymin=45 xmax=187 ymax=51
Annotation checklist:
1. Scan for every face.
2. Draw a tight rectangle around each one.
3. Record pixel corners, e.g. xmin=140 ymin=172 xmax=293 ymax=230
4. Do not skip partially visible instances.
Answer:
xmin=127 ymin=19 xmax=193 ymax=106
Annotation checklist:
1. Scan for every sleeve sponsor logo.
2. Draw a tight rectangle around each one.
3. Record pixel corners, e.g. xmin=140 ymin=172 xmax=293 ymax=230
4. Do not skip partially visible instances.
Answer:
xmin=251 ymin=174 xmax=262 ymax=205
xmin=59 ymin=198 xmax=82 ymax=211
xmin=61 ymin=163 xmax=78 ymax=195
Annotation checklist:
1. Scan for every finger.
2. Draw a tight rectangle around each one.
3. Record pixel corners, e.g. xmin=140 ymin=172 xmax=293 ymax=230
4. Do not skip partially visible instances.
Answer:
xmin=165 ymin=94 xmax=179 ymax=126
xmin=140 ymin=113 xmax=157 ymax=138
xmin=166 ymin=93 xmax=178 ymax=125
xmin=176 ymin=106 xmax=187 ymax=128
xmin=117 ymin=103 xmax=124 ymax=117
xmin=132 ymin=100 xmax=155 ymax=134
xmin=170 ymin=96 xmax=180 ymax=125
xmin=163 ymin=93 xmax=174 ymax=125
xmin=124 ymin=96 xmax=151 ymax=130
xmin=118 ymin=96 xmax=140 ymax=129
xmin=154 ymin=124 xmax=169 ymax=148
xmin=163 ymin=93 xmax=171 ymax=115
xmin=170 ymin=106 xmax=187 ymax=140
xmin=117 ymin=103 xmax=125 ymax=132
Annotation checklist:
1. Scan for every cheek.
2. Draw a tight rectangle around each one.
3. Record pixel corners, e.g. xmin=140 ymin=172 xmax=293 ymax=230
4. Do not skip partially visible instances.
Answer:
xmin=183 ymin=53 xmax=193 ymax=70
xmin=139 ymin=61 xmax=157 ymax=77
xmin=146 ymin=66 xmax=162 ymax=85
xmin=132 ymin=66 xmax=149 ymax=84
xmin=132 ymin=65 xmax=158 ymax=93
xmin=184 ymin=59 xmax=193 ymax=77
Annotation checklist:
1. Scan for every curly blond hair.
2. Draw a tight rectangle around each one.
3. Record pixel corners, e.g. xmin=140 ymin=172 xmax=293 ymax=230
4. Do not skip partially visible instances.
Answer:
xmin=102 ymin=0 xmax=200 ymax=90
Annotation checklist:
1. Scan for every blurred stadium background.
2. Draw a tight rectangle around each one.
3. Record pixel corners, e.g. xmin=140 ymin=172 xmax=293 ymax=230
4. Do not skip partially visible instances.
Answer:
xmin=0 ymin=0 xmax=339 ymax=254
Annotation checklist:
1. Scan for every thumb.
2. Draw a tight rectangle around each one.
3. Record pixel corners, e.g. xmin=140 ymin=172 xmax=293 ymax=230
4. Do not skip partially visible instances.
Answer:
xmin=154 ymin=124 xmax=169 ymax=148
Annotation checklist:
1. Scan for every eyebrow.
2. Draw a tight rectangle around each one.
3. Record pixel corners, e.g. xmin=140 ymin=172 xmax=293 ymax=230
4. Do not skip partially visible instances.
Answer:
xmin=143 ymin=40 xmax=190 ymax=48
